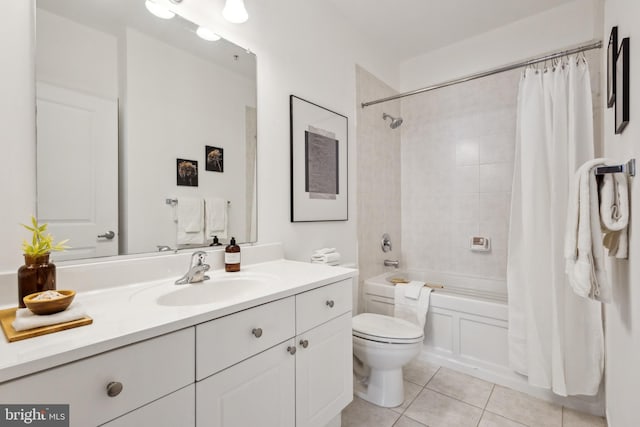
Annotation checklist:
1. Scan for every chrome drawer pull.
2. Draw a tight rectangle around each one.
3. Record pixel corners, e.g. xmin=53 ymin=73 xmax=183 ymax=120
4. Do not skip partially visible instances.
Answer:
xmin=106 ymin=381 xmax=123 ymax=397
xmin=287 ymin=346 xmax=297 ymax=355
xmin=299 ymin=339 xmax=309 ymax=349
xmin=252 ymin=328 xmax=263 ymax=338
xmin=326 ymin=300 xmax=335 ymax=308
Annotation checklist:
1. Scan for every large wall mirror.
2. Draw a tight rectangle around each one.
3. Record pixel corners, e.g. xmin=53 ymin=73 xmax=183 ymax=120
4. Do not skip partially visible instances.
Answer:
xmin=35 ymin=0 xmax=257 ymax=262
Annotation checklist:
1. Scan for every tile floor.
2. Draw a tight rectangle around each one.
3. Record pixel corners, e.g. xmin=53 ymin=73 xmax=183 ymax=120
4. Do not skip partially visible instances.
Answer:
xmin=342 ymin=359 xmax=607 ymax=427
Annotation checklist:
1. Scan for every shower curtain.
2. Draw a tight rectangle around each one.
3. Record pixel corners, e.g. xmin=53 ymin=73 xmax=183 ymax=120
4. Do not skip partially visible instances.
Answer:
xmin=507 ymin=56 xmax=604 ymax=396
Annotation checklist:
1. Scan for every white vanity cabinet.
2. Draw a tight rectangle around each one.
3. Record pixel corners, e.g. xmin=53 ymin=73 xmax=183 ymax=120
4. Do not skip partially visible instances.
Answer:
xmin=0 ymin=328 xmax=195 ymax=427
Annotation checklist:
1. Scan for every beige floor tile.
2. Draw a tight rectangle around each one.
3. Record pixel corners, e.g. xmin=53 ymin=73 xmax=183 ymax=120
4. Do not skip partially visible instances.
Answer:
xmin=562 ymin=407 xmax=607 ymax=427
xmin=485 ymin=385 xmax=562 ymax=427
xmin=403 ymin=358 xmax=440 ymax=386
xmin=342 ymin=396 xmax=401 ymax=427
xmin=426 ymin=367 xmax=494 ymax=408
xmin=393 ymin=415 xmax=428 ymax=427
xmin=391 ymin=381 xmax=424 ymax=414
xmin=404 ymin=388 xmax=483 ymax=427
xmin=479 ymin=411 xmax=527 ymax=427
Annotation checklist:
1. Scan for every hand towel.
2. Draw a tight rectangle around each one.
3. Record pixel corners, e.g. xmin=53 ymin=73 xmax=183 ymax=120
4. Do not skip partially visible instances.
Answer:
xmin=205 ymin=197 xmax=228 ymax=240
xmin=310 ymin=252 xmax=341 ymax=264
xmin=599 ymin=173 xmax=629 ymax=259
xmin=176 ymin=198 xmax=205 ymax=245
xmin=404 ymin=281 xmax=424 ymax=300
xmin=394 ymin=284 xmax=432 ymax=329
xmin=564 ymin=158 xmax=611 ymax=302
xmin=313 ymin=248 xmax=336 ymax=255
xmin=12 ymin=302 xmax=88 ymax=332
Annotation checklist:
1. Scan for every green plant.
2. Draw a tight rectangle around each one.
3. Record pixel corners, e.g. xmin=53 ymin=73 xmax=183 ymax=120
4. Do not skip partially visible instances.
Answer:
xmin=21 ymin=216 xmax=69 ymax=257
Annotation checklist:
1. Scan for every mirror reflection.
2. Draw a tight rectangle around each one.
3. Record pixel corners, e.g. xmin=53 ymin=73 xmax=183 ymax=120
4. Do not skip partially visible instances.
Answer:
xmin=35 ymin=0 xmax=257 ymax=262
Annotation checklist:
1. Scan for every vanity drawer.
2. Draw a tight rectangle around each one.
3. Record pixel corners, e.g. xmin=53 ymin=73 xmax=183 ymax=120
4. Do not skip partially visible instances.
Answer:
xmin=0 ymin=328 xmax=194 ymax=427
xmin=196 ymin=296 xmax=295 ymax=380
xmin=296 ymin=279 xmax=352 ymax=334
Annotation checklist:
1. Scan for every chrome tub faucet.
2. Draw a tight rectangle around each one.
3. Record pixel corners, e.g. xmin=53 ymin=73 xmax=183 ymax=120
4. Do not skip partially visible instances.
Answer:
xmin=175 ymin=251 xmax=211 ymax=285
xmin=384 ymin=259 xmax=400 ymax=268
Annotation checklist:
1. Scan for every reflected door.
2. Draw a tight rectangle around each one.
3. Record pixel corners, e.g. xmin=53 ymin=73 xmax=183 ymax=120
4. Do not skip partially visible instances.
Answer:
xmin=36 ymin=83 xmax=118 ymax=260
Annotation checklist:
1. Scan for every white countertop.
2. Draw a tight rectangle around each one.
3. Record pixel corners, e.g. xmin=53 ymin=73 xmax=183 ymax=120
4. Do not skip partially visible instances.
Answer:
xmin=0 ymin=259 xmax=357 ymax=383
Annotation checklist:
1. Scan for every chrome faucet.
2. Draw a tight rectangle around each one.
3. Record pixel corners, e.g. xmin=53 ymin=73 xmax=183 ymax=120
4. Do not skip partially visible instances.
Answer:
xmin=175 ymin=251 xmax=211 ymax=285
xmin=384 ymin=259 xmax=400 ymax=268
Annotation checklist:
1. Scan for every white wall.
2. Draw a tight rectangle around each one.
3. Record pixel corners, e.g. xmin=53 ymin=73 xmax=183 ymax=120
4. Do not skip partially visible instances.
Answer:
xmin=602 ymin=1 xmax=640 ymax=425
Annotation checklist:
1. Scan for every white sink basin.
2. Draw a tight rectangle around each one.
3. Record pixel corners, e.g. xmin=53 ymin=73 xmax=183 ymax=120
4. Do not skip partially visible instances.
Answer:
xmin=155 ymin=274 xmax=277 ymax=307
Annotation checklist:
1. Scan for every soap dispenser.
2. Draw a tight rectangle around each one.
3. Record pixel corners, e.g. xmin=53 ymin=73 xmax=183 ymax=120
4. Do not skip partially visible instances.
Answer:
xmin=225 ymin=237 xmax=241 ymax=272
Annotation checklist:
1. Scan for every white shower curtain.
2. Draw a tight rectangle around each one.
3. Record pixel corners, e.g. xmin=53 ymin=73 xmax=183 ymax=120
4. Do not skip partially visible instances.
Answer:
xmin=507 ymin=56 xmax=604 ymax=396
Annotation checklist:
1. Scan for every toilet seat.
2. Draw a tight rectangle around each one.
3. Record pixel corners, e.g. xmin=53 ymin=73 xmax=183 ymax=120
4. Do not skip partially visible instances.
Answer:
xmin=352 ymin=313 xmax=424 ymax=344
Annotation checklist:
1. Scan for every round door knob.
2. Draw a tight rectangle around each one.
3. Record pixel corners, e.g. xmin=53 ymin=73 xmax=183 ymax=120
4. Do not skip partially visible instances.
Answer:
xmin=299 ymin=339 xmax=309 ymax=349
xmin=326 ymin=300 xmax=335 ymax=308
xmin=287 ymin=346 xmax=297 ymax=355
xmin=106 ymin=381 xmax=123 ymax=397
xmin=252 ymin=328 xmax=263 ymax=338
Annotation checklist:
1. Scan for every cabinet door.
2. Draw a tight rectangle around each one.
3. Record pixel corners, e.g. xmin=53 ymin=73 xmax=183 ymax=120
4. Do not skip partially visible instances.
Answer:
xmin=196 ymin=340 xmax=295 ymax=427
xmin=296 ymin=312 xmax=353 ymax=427
xmin=102 ymin=385 xmax=194 ymax=427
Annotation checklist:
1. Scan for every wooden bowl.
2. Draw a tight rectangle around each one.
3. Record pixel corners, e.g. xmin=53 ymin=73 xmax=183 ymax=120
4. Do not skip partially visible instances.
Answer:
xmin=23 ymin=290 xmax=75 ymax=315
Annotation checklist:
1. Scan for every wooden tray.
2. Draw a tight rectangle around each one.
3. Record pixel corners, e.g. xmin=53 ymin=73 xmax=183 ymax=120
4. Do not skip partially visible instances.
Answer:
xmin=0 ymin=307 xmax=92 ymax=343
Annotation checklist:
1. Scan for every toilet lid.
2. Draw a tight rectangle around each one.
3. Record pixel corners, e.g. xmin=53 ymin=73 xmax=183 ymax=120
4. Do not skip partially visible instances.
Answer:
xmin=352 ymin=313 xmax=424 ymax=343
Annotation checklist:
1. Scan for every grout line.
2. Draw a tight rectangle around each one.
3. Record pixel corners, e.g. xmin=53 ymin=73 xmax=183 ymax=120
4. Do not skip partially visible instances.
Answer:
xmin=561 ymin=406 xmax=564 ymax=427
xmin=476 ymin=384 xmax=497 ymax=427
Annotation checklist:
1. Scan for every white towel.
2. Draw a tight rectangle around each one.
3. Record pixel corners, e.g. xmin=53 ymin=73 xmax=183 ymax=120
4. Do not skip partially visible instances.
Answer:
xmin=599 ymin=173 xmax=629 ymax=259
xmin=564 ymin=159 xmax=611 ymax=302
xmin=404 ymin=281 xmax=424 ymax=300
xmin=313 ymin=247 xmax=336 ymax=255
xmin=394 ymin=284 xmax=432 ymax=329
xmin=12 ymin=302 xmax=88 ymax=332
xmin=176 ymin=198 xmax=204 ymax=245
xmin=205 ymin=198 xmax=228 ymax=240
xmin=310 ymin=252 xmax=341 ymax=263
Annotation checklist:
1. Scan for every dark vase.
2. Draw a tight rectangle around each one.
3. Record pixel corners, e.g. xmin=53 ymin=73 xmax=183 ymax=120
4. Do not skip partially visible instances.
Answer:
xmin=17 ymin=254 xmax=56 ymax=308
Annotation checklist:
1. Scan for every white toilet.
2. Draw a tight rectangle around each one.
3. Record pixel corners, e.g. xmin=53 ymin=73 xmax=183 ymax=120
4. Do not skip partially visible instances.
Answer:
xmin=352 ymin=313 xmax=424 ymax=407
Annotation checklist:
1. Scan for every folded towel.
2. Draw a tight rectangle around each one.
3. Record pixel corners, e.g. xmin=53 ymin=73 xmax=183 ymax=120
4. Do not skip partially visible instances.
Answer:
xmin=205 ymin=197 xmax=228 ymax=240
xmin=12 ymin=302 xmax=88 ymax=332
xmin=564 ymin=159 xmax=610 ymax=302
xmin=176 ymin=198 xmax=204 ymax=245
xmin=404 ymin=281 xmax=424 ymax=300
xmin=394 ymin=284 xmax=432 ymax=329
xmin=313 ymin=247 xmax=336 ymax=255
xmin=310 ymin=252 xmax=341 ymax=263
xmin=599 ymin=173 xmax=629 ymax=259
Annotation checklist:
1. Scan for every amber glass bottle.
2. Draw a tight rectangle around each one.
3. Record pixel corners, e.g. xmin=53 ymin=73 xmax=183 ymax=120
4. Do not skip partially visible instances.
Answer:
xmin=17 ymin=254 xmax=56 ymax=308
xmin=225 ymin=237 xmax=241 ymax=272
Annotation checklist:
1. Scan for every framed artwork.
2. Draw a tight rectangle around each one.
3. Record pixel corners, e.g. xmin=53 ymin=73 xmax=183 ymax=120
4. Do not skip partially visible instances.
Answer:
xmin=615 ymin=37 xmax=630 ymax=134
xmin=290 ymin=95 xmax=348 ymax=222
xmin=176 ymin=158 xmax=198 ymax=187
xmin=607 ymin=26 xmax=618 ymax=108
xmin=205 ymin=145 xmax=224 ymax=172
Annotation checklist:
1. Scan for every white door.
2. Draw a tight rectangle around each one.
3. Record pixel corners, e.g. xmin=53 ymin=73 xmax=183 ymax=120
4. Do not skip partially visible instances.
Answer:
xmin=296 ymin=312 xmax=353 ymax=427
xmin=196 ymin=340 xmax=296 ymax=427
xmin=36 ymin=83 xmax=118 ymax=260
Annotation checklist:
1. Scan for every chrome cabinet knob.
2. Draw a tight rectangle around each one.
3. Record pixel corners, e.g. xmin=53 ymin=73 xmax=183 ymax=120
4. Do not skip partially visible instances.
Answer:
xmin=299 ymin=339 xmax=309 ymax=349
xmin=287 ymin=346 xmax=297 ymax=355
xmin=326 ymin=300 xmax=335 ymax=308
xmin=252 ymin=328 xmax=263 ymax=338
xmin=106 ymin=381 xmax=123 ymax=397
xmin=98 ymin=230 xmax=116 ymax=240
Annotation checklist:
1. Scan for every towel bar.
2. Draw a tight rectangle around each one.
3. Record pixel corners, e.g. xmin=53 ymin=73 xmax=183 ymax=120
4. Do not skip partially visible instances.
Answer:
xmin=595 ymin=158 xmax=636 ymax=177
xmin=165 ymin=198 xmax=230 ymax=205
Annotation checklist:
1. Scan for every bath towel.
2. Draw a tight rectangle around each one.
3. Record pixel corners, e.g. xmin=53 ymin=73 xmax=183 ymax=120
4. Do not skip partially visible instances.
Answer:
xmin=177 ymin=197 xmax=205 ymax=245
xmin=404 ymin=280 xmax=424 ymax=300
xmin=12 ymin=302 xmax=87 ymax=331
xmin=205 ymin=197 xmax=228 ymax=240
xmin=564 ymin=159 xmax=611 ymax=302
xmin=394 ymin=283 xmax=432 ymax=329
xmin=599 ymin=173 xmax=629 ymax=259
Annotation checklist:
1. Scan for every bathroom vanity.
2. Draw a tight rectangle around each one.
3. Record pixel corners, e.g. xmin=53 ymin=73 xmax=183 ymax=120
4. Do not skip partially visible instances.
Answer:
xmin=0 ymin=245 xmax=355 ymax=427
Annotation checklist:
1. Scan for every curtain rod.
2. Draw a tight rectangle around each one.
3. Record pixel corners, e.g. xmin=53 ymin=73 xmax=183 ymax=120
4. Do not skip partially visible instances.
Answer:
xmin=361 ymin=40 xmax=603 ymax=108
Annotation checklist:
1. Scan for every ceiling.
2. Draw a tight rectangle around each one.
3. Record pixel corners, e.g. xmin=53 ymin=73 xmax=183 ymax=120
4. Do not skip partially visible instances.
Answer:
xmin=325 ymin=0 xmax=579 ymax=63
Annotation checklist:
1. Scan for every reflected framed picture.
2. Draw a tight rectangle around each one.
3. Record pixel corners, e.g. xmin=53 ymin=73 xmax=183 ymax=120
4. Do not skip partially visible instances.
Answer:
xmin=176 ymin=158 xmax=198 ymax=187
xmin=607 ymin=26 xmax=617 ymax=108
xmin=615 ymin=37 xmax=630 ymax=134
xmin=290 ymin=95 xmax=348 ymax=222
xmin=205 ymin=145 xmax=224 ymax=172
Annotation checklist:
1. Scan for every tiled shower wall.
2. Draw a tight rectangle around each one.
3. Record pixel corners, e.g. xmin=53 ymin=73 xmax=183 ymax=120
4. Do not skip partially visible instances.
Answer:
xmin=356 ymin=65 xmax=401 ymax=312
xmin=399 ymin=50 xmax=602 ymax=286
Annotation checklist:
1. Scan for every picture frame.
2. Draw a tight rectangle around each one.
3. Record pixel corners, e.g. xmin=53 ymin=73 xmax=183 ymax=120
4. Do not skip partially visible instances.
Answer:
xmin=176 ymin=158 xmax=198 ymax=187
xmin=205 ymin=145 xmax=224 ymax=172
xmin=615 ymin=37 xmax=630 ymax=134
xmin=607 ymin=26 xmax=618 ymax=108
xmin=290 ymin=95 xmax=348 ymax=222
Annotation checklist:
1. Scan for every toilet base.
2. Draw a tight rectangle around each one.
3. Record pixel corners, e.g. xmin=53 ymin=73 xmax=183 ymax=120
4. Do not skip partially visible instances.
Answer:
xmin=354 ymin=367 xmax=404 ymax=408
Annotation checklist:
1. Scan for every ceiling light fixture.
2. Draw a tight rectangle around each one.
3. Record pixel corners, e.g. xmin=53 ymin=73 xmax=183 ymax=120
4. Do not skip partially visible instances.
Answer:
xmin=145 ymin=0 xmax=175 ymax=20
xmin=196 ymin=27 xmax=221 ymax=42
xmin=222 ymin=0 xmax=248 ymax=24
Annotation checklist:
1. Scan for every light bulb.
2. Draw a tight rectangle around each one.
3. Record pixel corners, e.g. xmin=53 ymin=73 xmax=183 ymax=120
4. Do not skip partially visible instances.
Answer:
xmin=145 ymin=0 xmax=175 ymax=20
xmin=196 ymin=27 xmax=221 ymax=42
xmin=222 ymin=0 xmax=248 ymax=24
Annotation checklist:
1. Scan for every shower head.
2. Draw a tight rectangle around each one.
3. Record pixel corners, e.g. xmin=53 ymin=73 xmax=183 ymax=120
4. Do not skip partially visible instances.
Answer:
xmin=383 ymin=113 xmax=403 ymax=129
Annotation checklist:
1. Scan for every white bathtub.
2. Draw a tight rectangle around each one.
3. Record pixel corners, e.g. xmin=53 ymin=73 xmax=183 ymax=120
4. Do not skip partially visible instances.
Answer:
xmin=362 ymin=271 xmax=604 ymax=416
